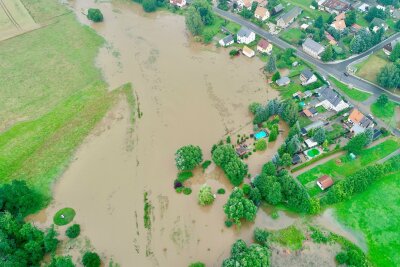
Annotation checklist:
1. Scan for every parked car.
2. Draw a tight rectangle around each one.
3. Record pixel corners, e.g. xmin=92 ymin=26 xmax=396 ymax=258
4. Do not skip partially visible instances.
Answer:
xmin=344 ymin=72 xmax=349 ymax=77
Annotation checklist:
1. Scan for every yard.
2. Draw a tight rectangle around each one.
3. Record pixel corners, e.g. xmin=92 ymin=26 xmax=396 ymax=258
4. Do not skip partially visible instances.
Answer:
xmin=355 ymin=50 xmax=389 ymax=85
xmin=280 ymin=28 xmax=304 ymax=44
xmin=371 ymin=100 xmax=397 ymax=122
xmin=329 ymin=77 xmax=371 ymax=102
xmin=285 ymin=0 xmax=330 ymax=21
xmin=297 ymin=139 xmax=400 ymax=196
xmin=335 ymin=169 xmax=400 ymax=266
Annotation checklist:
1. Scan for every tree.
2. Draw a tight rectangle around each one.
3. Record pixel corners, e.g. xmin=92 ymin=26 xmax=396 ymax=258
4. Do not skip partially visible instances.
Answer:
xmin=143 ymin=0 xmax=157 ymax=12
xmin=185 ymin=7 xmax=204 ymax=36
xmin=191 ymin=0 xmax=214 ymax=25
xmin=268 ymin=125 xmax=279 ymax=142
xmin=189 ymin=262 xmax=206 ymax=267
xmin=321 ymin=45 xmax=333 ymax=62
xmin=87 ymin=8 xmax=103 ymax=22
xmin=377 ymin=94 xmax=389 ymax=106
xmin=265 ymin=54 xmax=276 ymax=74
xmin=222 ymin=239 xmax=270 ymax=267
xmin=261 ymin=162 xmax=276 ymax=176
xmin=44 ymin=225 xmax=59 ymax=253
xmin=82 ymin=252 xmax=101 ymax=267
xmin=313 ymin=128 xmax=326 ymax=144
xmin=314 ymin=16 xmax=324 ymax=28
xmin=198 ymin=184 xmax=214 ymax=206
xmin=390 ymin=43 xmax=400 ymax=62
xmin=345 ymin=10 xmax=356 ymax=27
xmin=255 ymin=139 xmax=267 ymax=151
xmin=287 ymin=135 xmax=301 ymax=155
xmin=249 ymin=102 xmax=261 ymax=114
xmin=66 ymin=224 xmax=81 ymax=239
xmin=49 ymin=256 xmax=75 ymax=267
xmin=327 ymin=14 xmax=334 ymax=24
xmin=365 ymin=7 xmax=386 ymax=22
xmin=311 ymin=0 xmax=318 ymax=9
xmin=281 ymin=153 xmax=292 ymax=167
xmin=223 ymin=188 xmax=257 ymax=227
xmin=254 ymin=228 xmax=269 ymax=245
xmin=271 ymin=71 xmax=281 ymax=82
xmin=175 ymin=145 xmax=203 ymax=171
xmin=377 ymin=64 xmax=400 ymax=89
xmin=345 ymin=133 xmax=369 ymax=154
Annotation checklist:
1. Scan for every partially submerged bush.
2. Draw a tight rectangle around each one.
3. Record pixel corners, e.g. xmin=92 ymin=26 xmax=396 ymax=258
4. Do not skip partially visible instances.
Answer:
xmin=87 ymin=8 xmax=103 ymax=22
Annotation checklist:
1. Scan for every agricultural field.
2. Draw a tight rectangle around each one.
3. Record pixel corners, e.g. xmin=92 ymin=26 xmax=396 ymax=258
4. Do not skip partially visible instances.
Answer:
xmin=297 ymin=138 xmax=400 ymax=196
xmin=355 ymin=50 xmax=389 ymax=85
xmin=0 ymin=0 xmax=38 ymax=41
xmin=335 ymin=170 xmax=400 ymax=266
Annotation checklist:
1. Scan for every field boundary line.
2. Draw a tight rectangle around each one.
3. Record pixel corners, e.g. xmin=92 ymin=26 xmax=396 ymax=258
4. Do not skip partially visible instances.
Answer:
xmin=0 ymin=0 xmax=21 ymax=30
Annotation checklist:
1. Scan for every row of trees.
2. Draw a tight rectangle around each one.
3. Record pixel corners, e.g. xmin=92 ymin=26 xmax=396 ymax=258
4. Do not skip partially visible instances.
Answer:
xmin=185 ymin=0 xmax=214 ymax=36
xmin=322 ymin=155 xmax=400 ymax=204
xmin=222 ymin=239 xmax=270 ymax=267
xmin=252 ymin=99 xmax=299 ymax=127
xmin=212 ymin=144 xmax=248 ymax=186
xmin=350 ymin=28 xmax=384 ymax=54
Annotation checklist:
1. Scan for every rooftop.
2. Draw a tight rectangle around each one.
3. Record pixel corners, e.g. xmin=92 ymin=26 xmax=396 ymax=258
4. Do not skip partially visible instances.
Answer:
xmin=278 ymin=6 xmax=302 ymax=24
xmin=237 ymin=27 xmax=253 ymax=38
xmin=318 ymin=86 xmax=343 ymax=107
xmin=303 ymin=38 xmax=325 ymax=54
xmin=317 ymin=175 xmax=334 ymax=190
xmin=301 ymin=69 xmax=315 ymax=80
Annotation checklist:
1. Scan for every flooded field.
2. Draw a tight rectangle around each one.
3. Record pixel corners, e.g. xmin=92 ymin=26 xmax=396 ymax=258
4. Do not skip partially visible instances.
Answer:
xmin=28 ymin=1 xmax=364 ymax=266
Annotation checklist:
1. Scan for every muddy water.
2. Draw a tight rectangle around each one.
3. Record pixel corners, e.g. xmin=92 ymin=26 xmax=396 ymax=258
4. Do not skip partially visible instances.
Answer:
xmin=32 ymin=1 xmax=292 ymax=266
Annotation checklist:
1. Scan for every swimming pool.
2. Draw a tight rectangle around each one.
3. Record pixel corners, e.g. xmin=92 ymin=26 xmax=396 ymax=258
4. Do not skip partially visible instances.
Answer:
xmin=254 ymin=131 xmax=267 ymax=140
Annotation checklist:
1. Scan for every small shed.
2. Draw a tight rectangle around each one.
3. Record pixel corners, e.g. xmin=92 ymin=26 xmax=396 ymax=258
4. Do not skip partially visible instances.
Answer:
xmin=292 ymin=154 xmax=302 ymax=165
xmin=317 ymin=175 xmax=334 ymax=190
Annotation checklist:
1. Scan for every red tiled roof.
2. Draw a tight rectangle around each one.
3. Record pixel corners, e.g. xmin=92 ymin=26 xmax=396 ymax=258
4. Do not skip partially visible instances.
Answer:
xmin=317 ymin=175 xmax=334 ymax=190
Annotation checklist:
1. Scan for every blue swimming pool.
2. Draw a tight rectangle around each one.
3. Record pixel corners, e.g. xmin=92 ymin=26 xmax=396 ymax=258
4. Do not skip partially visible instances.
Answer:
xmin=254 ymin=131 xmax=267 ymax=140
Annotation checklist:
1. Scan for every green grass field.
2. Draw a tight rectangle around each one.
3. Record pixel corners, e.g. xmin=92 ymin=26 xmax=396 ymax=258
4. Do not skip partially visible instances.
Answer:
xmin=355 ymin=50 xmax=389 ymax=85
xmin=330 ymin=77 xmax=371 ymax=102
xmin=280 ymin=28 xmax=304 ymax=44
xmin=297 ymin=139 xmax=400 ymax=195
xmin=371 ymin=101 xmax=397 ymax=120
xmin=335 ymin=170 xmax=400 ymax=266
xmin=20 ymin=0 xmax=69 ymax=23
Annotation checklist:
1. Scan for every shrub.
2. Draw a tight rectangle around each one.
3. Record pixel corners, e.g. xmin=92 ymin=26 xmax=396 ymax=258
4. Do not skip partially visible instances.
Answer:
xmin=177 ymin=171 xmax=193 ymax=183
xmin=87 ymin=8 xmax=103 ymax=22
xmin=142 ymin=0 xmax=157 ymax=12
xmin=183 ymin=187 xmax=192 ymax=195
xmin=225 ymin=220 xmax=233 ymax=227
xmin=176 ymin=187 xmax=183 ymax=193
xmin=254 ymin=228 xmax=269 ymax=245
xmin=188 ymin=262 xmax=205 ymax=267
xmin=335 ymin=252 xmax=348 ymax=264
xmin=201 ymin=160 xmax=212 ymax=171
xmin=198 ymin=184 xmax=214 ymax=206
xmin=175 ymin=145 xmax=203 ymax=171
xmin=66 ymin=224 xmax=81 ymax=239
xmin=242 ymin=184 xmax=251 ymax=195
xmin=82 ymin=252 xmax=101 ymax=267
xmin=217 ymin=188 xmax=226 ymax=194
xmin=255 ymin=139 xmax=267 ymax=151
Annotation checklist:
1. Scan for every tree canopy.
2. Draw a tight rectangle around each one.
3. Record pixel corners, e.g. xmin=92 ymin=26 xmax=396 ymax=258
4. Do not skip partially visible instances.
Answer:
xmin=87 ymin=8 xmax=103 ymax=22
xmin=222 ymin=239 xmax=270 ymax=267
xmin=198 ymin=184 xmax=215 ymax=206
xmin=175 ymin=145 xmax=203 ymax=171
xmin=223 ymin=188 xmax=257 ymax=227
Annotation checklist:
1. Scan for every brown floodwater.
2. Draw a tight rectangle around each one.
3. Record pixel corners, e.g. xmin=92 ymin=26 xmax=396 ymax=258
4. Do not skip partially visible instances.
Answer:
xmin=29 ymin=1 xmax=363 ymax=266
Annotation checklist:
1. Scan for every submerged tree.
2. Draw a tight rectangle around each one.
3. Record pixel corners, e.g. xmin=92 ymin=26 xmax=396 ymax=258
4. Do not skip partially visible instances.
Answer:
xmin=198 ymin=184 xmax=215 ymax=206
xmin=175 ymin=145 xmax=203 ymax=171
xmin=87 ymin=8 xmax=103 ymax=22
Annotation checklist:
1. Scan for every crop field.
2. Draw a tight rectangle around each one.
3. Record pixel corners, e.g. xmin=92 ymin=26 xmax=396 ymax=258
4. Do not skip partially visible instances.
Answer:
xmin=0 ymin=0 xmax=38 ymax=41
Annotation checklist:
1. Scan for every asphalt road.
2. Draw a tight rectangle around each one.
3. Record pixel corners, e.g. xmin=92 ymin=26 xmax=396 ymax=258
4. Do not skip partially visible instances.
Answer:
xmin=213 ymin=8 xmax=400 ymax=103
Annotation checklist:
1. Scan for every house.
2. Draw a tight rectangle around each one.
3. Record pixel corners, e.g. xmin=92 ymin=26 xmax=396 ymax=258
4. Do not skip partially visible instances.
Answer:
xmin=393 ymin=9 xmax=400 ymax=20
xmin=316 ymin=86 xmax=349 ymax=112
xmin=300 ymin=69 xmax=317 ymax=85
xmin=305 ymin=138 xmax=318 ymax=148
xmin=302 ymin=38 xmax=325 ymax=59
xmin=276 ymin=7 xmax=303 ymax=28
xmin=276 ymin=76 xmax=290 ymax=86
xmin=348 ymin=109 xmax=374 ymax=134
xmin=272 ymin=4 xmax=284 ymax=15
xmin=257 ymin=39 xmax=273 ymax=54
xmin=350 ymin=23 xmax=362 ymax=33
xmin=303 ymin=107 xmax=318 ymax=118
xmin=292 ymin=154 xmax=302 ymax=165
xmin=301 ymin=120 xmax=325 ymax=135
xmin=383 ymin=38 xmax=400 ymax=55
xmin=331 ymin=19 xmax=346 ymax=31
xmin=317 ymin=175 xmax=334 ymax=190
xmin=219 ymin=35 xmax=234 ymax=47
xmin=325 ymin=31 xmax=337 ymax=45
xmin=170 ymin=0 xmax=186 ymax=7
xmin=237 ymin=27 xmax=256 ymax=44
xmin=254 ymin=6 xmax=270 ymax=21
xmin=243 ymin=0 xmax=252 ymax=10
xmin=242 ymin=45 xmax=255 ymax=57
xmin=236 ymin=145 xmax=248 ymax=156
xmin=320 ymin=0 xmax=350 ymax=14
xmin=300 ymin=23 xmax=310 ymax=30
xmin=357 ymin=3 xmax=369 ymax=13
xmin=293 ymin=91 xmax=304 ymax=99
xmin=254 ymin=0 xmax=268 ymax=6
xmin=335 ymin=12 xmax=345 ymax=21
xmin=371 ymin=18 xmax=388 ymax=32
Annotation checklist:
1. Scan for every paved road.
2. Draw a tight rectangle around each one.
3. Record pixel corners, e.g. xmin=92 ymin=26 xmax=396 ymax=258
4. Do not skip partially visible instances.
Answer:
xmin=213 ymin=8 xmax=400 ymax=103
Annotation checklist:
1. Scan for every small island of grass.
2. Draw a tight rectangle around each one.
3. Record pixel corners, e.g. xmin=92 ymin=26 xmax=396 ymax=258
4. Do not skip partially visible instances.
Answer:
xmin=53 ymin=207 xmax=76 ymax=226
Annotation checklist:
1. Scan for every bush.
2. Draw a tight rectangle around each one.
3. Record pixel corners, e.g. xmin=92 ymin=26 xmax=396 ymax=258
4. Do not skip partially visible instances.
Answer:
xmin=217 ymin=188 xmax=226 ymax=194
xmin=225 ymin=220 xmax=233 ymax=227
xmin=188 ymin=262 xmax=205 ymax=267
xmin=201 ymin=160 xmax=212 ymax=171
xmin=242 ymin=184 xmax=251 ymax=195
xmin=255 ymin=139 xmax=267 ymax=151
xmin=142 ymin=0 xmax=157 ymax=12
xmin=82 ymin=252 xmax=101 ymax=267
xmin=336 ymin=252 xmax=348 ymax=264
xmin=66 ymin=224 xmax=81 ymax=239
xmin=176 ymin=187 xmax=183 ymax=193
xmin=198 ymin=184 xmax=214 ymax=206
xmin=177 ymin=171 xmax=193 ymax=183
xmin=254 ymin=228 xmax=269 ymax=245
xmin=183 ymin=187 xmax=192 ymax=195
xmin=175 ymin=145 xmax=203 ymax=171
xmin=87 ymin=8 xmax=103 ymax=22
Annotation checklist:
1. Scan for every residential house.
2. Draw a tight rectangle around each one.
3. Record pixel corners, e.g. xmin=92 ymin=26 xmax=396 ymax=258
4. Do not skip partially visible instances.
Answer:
xmin=335 ymin=12 xmax=345 ymax=21
xmin=236 ymin=145 xmax=248 ymax=156
xmin=350 ymin=23 xmax=362 ymax=33
xmin=331 ymin=19 xmax=346 ymax=31
xmin=303 ymin=107 xmax=318 ymax=118
xmin=316 ymin=86 xmax=349 ymax=112
xmin=301 ymin=120 xmax=325 ymax=135
xmin=276 ymin=76 xmax=290 ymax=86
xmin=300 ymin=69 xmax=317 ymax=85
xmin=237 ymin=27 xmax=256 ymax=44
xmin=257 ymin=39 xmax=273 ymax=54
xmin=348 ymin=108 xmax=374 ymax=134
xmin=276 ymin=7 xmax=303 ymax=28
xmin=272 ymin=4 xmax=284 ymax=15
xmin=300 ymin=23 xmax=310 ymax=30
xmin=254 ymin=0 xmax=268 ymax=6
xmin=371 ymin=18 xmax=388 ymax=32
xmin=170 ymin=0 xmax=186 ymax=7
xmin=293 ymin=91 xmax=305 ymax=99
xmin=393 ymin=9 xmax=400 ymax=20
xmin=357 ymin=3 xmax=369 ymax=13
xmin=242 ymin=45 xmax=255 ymax=57
xmin=243 ymin=0 xmax=252 ymax=10
xmin=254 ymin=6 xmax=270 ymax=21
xmin=383 ymin=38 xmax=400 ymax=55
xmin=302 ymin=38 xmax=325 ymax=59
xmin=325 ymin=31 xmax=337 ymax=45
xmin=219 ymin=35 xmax=234 ymax=47
xmin=319 ymin=0 xmax=350 ymax=14
xmin=317 ymin=175 xmax=334 ymax=190
xmin=305 ymin=138 xmax=318 ymax=148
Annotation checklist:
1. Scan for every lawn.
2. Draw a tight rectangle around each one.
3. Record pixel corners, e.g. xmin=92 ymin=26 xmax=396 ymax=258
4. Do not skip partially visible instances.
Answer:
xmin=297 ymin=139 xmax=400 ymax=192
xmin=355 ymin=50 xmax=389 ymax=85
xmin=330 ymin=77 xmax=371 ymax=102
xmin=371 ymin=101 xmax=397 ymax=120
xmin=271 ymin=226 xmax=305 ymax=250
xmin=326 ymin=123 xmax=345 ymax=141
xmin=21 ymin=0 xmax=69 ymax=23
xmin=335 ymin=170 xmax=400 ymax=266
xmin=53 ymin=207 xmax=76 ymax=226
xmin=280 ymin=28 xmax=304 ymax=44
xmin=285 ymin=0 xmax=330 ymax=20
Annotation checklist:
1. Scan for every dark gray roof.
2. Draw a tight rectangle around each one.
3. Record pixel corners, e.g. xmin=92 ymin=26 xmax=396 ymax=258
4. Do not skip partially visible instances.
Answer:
xmin=221 ymin=35 xmax=233 ymax=44
xmin=237 ymin=27 xmax=253 ymax=38
xmin=371 ymin=18 xmax=387 ymax=27
xmin=276 ymin=76 xmax=290 ymax=86
xmin=318 ymin=86 xmax=342 ymax=107
xmin=301 ymin=120 xmax=325 ymax=134
xmin=273 ymin=4 xmax=284 ymax=13
xmin=309 ymin=107 xmax=318 ymax=115
xmin=301 ymin=69 xmax=314 ymax=80
xmin=292 ymin=154 xmax=301 ymax=164
xmin=278 ymin=6 xmax=302 ymax=24
xmin=303 ymin=38 xmax=325 ymax=54
xmin=359 ymin=116 xmax=373 ymax=128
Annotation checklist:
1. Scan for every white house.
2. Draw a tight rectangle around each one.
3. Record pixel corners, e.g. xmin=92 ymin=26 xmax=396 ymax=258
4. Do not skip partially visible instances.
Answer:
xmin=276 ymin=7 xmax=302 ymax=28
xmin=170 ymin=0 xmax=186 ymax=8
xmin=242 ymin=46 xmax=255 ymax=58
xmin=237 ymin=27 xmax=255 ymax=44
xmin=316 ymin=86 xmax=349 ymax=112
xmin=302 ymin=38 xmax=325 ymax=59
xmin=300 ymin=69 xmax=317 ymax=85
xmin=254 ymin=6 xmax=270 ymax=21
xmin=219 ymin=35 xmax=234 ymax=47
